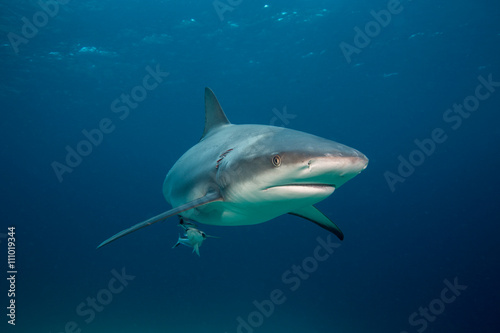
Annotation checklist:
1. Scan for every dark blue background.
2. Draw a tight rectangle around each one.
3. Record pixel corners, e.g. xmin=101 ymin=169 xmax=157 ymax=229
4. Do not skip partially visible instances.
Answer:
xmin=1 ymin=0 xmax=499 ymax=332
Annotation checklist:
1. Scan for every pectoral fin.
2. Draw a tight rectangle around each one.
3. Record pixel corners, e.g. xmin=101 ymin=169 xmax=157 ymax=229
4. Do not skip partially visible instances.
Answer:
xmin=289 ymin=205 xmax=344 ymax=240
xmin=97 ymin=191 xmax=222 ymax=249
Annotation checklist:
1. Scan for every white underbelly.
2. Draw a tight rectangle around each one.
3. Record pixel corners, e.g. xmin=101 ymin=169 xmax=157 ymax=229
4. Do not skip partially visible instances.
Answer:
xmin=179 ymin=195 xmax=327 ymax=227
xmin=177 ymin=201 xmax=273 ymax=226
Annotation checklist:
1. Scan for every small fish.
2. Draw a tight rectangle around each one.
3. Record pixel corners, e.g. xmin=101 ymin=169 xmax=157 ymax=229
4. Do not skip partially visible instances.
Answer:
xmin=172 ymin=218 xmax=216 ymax=256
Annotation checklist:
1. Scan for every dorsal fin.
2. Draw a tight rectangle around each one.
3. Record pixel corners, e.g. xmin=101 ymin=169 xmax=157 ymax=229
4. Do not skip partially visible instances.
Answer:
xmin=202 ymin=87 xmax=230 ymax=139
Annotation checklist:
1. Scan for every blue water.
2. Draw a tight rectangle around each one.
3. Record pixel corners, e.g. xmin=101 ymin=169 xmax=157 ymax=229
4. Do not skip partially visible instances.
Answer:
xmin=1 ymin=0 xmax=499 ymax=332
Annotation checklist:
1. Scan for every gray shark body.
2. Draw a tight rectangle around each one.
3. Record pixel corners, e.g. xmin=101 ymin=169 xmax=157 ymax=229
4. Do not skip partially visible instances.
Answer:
xmin=97 ymin=88 xmax=368 ymax=249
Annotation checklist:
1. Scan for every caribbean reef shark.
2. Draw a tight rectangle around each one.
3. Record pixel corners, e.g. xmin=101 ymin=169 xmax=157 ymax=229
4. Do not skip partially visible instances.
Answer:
xmin=97 ymin=88 xmax=368 ymax=249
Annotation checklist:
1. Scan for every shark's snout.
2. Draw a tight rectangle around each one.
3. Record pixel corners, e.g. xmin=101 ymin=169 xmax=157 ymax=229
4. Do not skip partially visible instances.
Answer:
xmin=300 ymin=147 xmax=368 ymax=189
xmin=309 ymin=143 xmax=368 ymax=168
xmin=309 ymin=156 xmax=366 ymax=173
xmin=342 ymin=150 xmax=369 ymax=172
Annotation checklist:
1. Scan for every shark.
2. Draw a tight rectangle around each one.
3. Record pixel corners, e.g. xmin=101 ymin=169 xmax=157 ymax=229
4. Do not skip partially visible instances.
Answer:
xmin=97 ymin=88 xmax=368 ymax=249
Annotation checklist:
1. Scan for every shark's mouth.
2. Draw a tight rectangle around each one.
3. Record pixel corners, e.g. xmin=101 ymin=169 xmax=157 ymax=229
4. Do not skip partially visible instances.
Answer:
xmin=264 ymin=183 xmax=336 ymax=191
xmin=262 ymin=184 xmax=336 ymax=199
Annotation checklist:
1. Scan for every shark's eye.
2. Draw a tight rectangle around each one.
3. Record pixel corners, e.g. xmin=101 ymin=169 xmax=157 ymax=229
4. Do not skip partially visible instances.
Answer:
xmin=272 ymin=155 xmax=281 ymax=167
